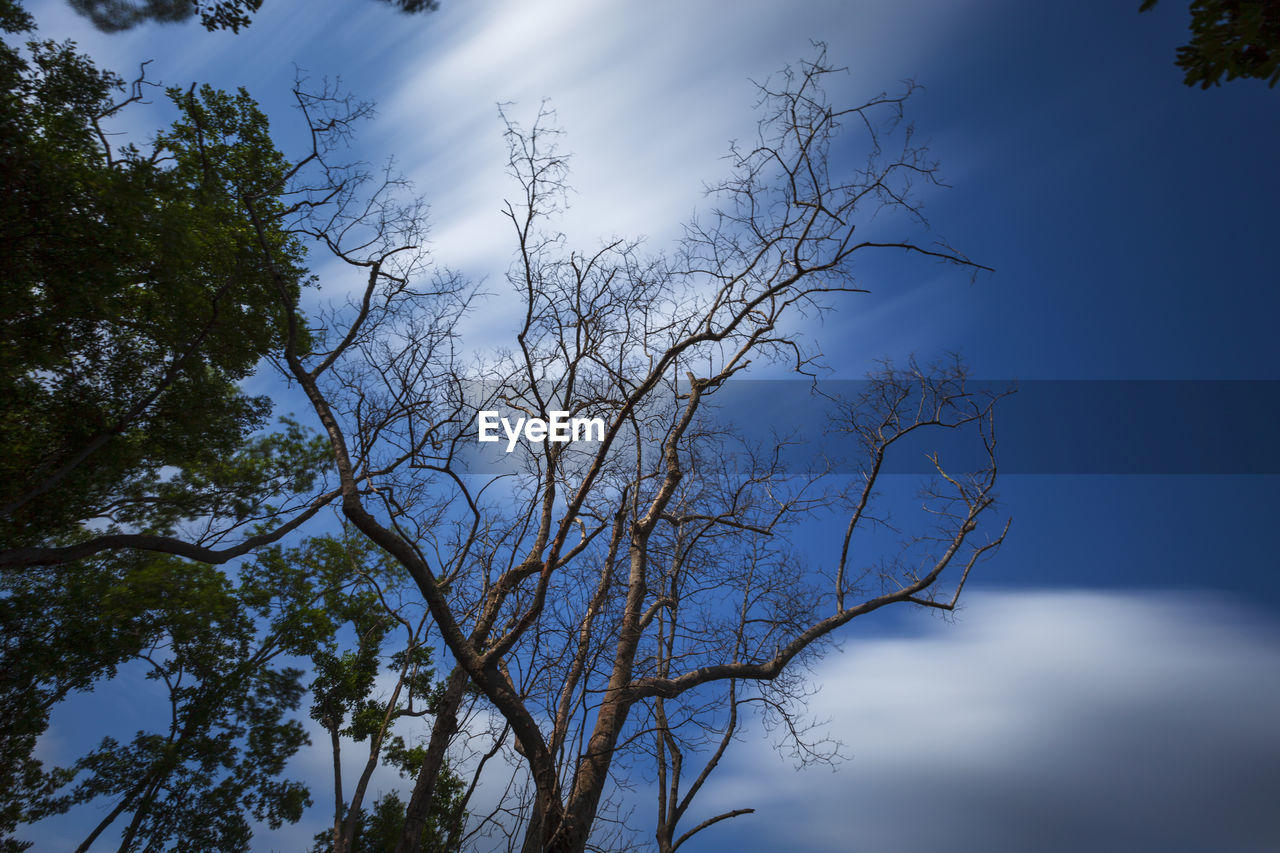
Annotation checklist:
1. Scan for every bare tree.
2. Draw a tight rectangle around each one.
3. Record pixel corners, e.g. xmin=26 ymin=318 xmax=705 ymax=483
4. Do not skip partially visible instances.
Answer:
xmin=13 ymin=43 xmax=1006 ymax=851
xmin=228 ymin=46 xmax=1009 ymax=853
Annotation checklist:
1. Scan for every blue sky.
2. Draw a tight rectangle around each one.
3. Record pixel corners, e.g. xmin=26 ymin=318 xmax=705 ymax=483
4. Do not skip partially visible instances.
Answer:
xmin=18 ymin=0 xmax=1280 ymax=850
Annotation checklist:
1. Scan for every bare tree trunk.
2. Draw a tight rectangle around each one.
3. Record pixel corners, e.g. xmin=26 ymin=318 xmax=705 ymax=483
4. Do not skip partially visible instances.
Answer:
xmin=528 ymin=541 xmax=655 ymax=853
xmin=521 ymin=780 xmax=571 ymax=853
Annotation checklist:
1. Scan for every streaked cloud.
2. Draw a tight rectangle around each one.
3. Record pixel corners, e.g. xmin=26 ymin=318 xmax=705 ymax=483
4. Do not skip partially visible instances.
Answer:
xmin=692 ymin=590 xmax=1280 ymax=852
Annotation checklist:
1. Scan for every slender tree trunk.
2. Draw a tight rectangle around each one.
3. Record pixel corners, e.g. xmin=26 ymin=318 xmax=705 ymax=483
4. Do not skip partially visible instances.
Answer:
xmin=394 ymin=665 xmax=468 ymax=853
xmin=442 ymin=795 xmax=468 ymax=853
xmin=114 ymin=770 xmax=167 ymax=853
xmin=330 ymin=723 xmax=346 ymax=853
xmin=523 ymin=571 xmax=650 ymax=849
xmin=544 ymin=693 xmax=634 ymax=853
xmin=339 ymin=750 xmax=379 ymax=853
xmin=74 ymin=774 xmax=151 ymax=853
xmin=342 ymin=658 xmax=412 ymax=853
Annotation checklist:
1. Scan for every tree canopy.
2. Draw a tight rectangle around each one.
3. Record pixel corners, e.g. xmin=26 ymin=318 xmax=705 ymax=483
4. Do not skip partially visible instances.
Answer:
xmin=1 ymin=527 xmax=464 ymax=852
xmin=1 ymin=6 xmax=351 ymax=848
xmin=1142 ymin=0 xmax=1280 ymax=87
xmin=0 ymin=0 xmax=332 ymax=563
xmin=66 ymin=0 xmax=439 ymax=33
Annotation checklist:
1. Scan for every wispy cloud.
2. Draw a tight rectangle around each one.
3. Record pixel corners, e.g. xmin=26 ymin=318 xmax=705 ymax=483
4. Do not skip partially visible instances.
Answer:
xmin=369 ymin=0 xmax=986 ymax=307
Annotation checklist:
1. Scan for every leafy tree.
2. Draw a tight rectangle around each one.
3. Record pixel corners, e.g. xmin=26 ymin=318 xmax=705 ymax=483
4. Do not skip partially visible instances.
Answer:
xmin=4 ymin=556 xmax=312 ymax=852
xmin=311 ymin=789 xmax=463 ymax=853
xmin=1 ymin=531 xmax=452 ymax=851
xmin=1 ymin=4 xmax=463 ymax=847
xmin=280 ymin=533 xmax=466 ymax=853
xmin=1141 ymin=0 xmax=1280 ymax=87
xmin=66 ymin=0 xmax=439 ymax=33
xmin=0 ymin=0 xmax=333 ymax=567
xmin=0 ymin=555 xmax=143 ymax=852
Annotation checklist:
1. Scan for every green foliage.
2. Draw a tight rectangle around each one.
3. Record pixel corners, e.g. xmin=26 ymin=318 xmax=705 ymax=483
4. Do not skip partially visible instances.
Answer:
xmin=311 ymin=791 xmax=406 ymax=853
xmin=380 ymin=731 xmax=468 ymax=853
xmin=310 ymin=785 xmax=466 ymax=853
xmin=2 ymin=553 xmax=313 ymax=851
xmin=1141 ymin=0 xmax=1280 ymax=87
xmin=0 ymin=6 xmax=328 ymax=548
xmin=266 ymin=532 xmax=467 ymax=853
xmin=0 ymin=4 xmax=461 ymax=847
xmin=0 ymin=0 xmax=32 ymax=33
xmin=299 ymin=543 xmax=421 ymax=739
xmin=54 ymin=562 xmax=313 ymax=851
xmin=66 ymin=0 xmax=439 ymax=33
xmin=0 ymin=556 xmax=135 ymax=848
xmin=380 ymin=752 xmax=467 ymax=853
xmin=307 ymin=593 xmax=396 ymax=741
xmin=0 ymin=531 xmax=432 ymax=850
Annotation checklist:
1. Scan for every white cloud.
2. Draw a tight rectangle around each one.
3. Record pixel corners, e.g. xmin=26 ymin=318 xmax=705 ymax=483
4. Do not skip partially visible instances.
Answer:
xmin=367 ymin=0 xmax=988 ymax=330
xmin=687 ymin=590 xmax=1280 ymax=852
